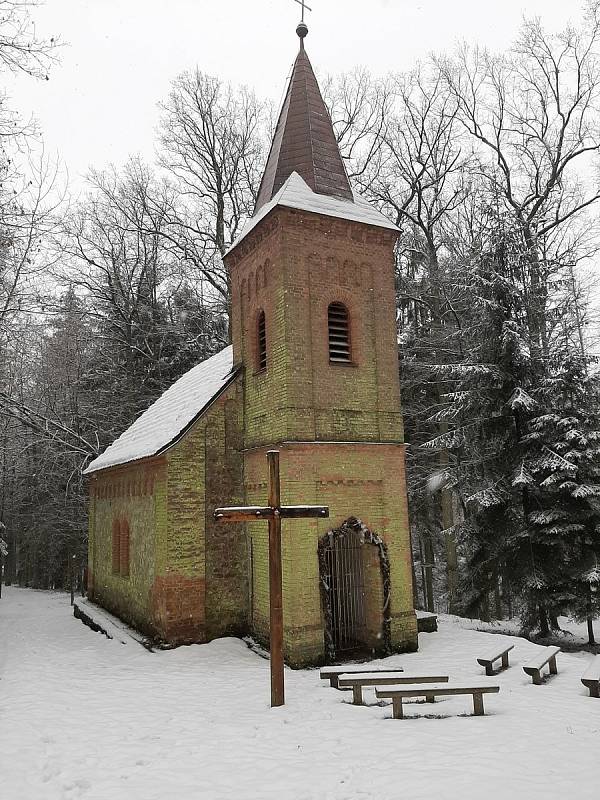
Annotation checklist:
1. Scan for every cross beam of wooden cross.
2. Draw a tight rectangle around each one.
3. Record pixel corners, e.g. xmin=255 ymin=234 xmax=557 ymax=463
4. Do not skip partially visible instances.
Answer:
xmin=214 ymin=450 xmax=328 ymax=707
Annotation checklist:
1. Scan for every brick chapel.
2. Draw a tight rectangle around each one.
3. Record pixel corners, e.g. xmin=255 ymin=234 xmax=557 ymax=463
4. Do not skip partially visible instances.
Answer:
xmin=84 ymin=19 xmax=418 ymax=666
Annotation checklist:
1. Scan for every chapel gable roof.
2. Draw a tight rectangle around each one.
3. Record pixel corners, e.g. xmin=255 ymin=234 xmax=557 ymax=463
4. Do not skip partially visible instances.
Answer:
xmin=84 ymin=346 xmax=236 ymax=475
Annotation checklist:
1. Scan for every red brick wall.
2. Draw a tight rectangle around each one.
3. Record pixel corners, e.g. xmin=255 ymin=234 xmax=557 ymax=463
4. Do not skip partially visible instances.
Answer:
xmin=244 ymin=442 xmax=416 ymax=665
xmin=226 ymin=207 xmax=417 ymax=665
xmin=226 ymin=207 xmax=405 ymax=449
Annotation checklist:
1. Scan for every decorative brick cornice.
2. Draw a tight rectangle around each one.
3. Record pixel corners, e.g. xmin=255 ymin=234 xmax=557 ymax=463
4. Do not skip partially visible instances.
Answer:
xmin=226 ymin=204 xmax=397 ymax=267
xmin=225 ymin=212 xmax=280 ymax=269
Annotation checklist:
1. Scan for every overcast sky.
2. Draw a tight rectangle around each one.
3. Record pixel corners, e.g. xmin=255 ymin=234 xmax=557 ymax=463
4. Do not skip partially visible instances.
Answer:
xmin=8 ymin=0 xmax=581 ymax=185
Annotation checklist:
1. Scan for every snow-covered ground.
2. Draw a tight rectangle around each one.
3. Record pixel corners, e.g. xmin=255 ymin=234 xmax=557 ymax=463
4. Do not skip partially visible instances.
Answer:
xmin=0 ymin=587 xmax=598 ymax=800
xmin=453 ymin=612 xmax=599 ymax=650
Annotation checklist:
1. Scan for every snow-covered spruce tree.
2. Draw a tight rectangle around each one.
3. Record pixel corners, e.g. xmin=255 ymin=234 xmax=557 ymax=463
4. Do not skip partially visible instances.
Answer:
xmin=425 ymin=213 xmax=535 ymax=623
xmin=430 ymin=204 xmax=600 ymax=636
xmin=523 ymin=351 xmax=600 ymax=643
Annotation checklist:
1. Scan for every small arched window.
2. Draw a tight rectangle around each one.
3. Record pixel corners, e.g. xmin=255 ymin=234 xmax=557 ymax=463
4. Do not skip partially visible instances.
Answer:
xmin=257 ymin=310 xmax=267 ymax=372
xmin=112 ymin=517 xmax=130 ymax=577
xmin=328 ymin=302 xmax=351 ymax=363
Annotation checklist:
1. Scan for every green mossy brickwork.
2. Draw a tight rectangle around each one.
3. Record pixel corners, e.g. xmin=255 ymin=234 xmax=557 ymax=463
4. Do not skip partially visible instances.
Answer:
xmin=228 ymin=209 xmax=405 ymax=450
xmin=87 ymin=205 xmax=417 ymax=663
xmin=87 ymin=381 xmax=247 ymax=645
xmin=88 ymin=460 xmax=164 ymax=637
xmin=244 ymin=443 xmax=417 ymax=666
xmin=226 ymin=207 xmax=418 ymax=666
xmin=204 ymin=394 xmax=248 ymax=638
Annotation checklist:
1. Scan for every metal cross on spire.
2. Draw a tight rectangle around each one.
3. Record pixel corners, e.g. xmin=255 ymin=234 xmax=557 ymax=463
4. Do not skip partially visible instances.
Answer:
xmin=294 ymin=0 xmax=312 ymax=23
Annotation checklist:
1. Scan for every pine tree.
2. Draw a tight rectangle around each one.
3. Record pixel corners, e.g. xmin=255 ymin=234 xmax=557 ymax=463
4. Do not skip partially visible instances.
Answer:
xmin=434 ymin=207 xmax=600 ymax=636
xmin=525 ymin=352 xmax=600 ymax=642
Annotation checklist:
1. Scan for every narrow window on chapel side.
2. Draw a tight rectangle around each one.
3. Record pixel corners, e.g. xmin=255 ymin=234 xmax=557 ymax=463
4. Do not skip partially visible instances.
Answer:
xmin=111 ymin=518 xmax=120 ymax=575
xmin=257 ymin=310 xmax=267 ymax=372
xmin=119 ymin=519 xmax=130 ymax=578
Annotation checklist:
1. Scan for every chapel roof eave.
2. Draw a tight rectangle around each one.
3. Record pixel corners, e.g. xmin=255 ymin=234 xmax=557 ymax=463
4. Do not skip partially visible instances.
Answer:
xmin=225 ymin=172 xmax=399 ymax=259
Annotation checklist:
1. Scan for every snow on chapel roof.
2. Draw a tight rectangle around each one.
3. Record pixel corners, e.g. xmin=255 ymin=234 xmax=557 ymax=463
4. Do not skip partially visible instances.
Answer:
xmin=227 ymin=172 xmax=398 ymax=256
xmin=84 ymin=346 xmax=236 ymax=475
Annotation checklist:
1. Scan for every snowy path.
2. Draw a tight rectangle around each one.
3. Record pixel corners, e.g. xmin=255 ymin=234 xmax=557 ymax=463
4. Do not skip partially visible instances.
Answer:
xmin=0 ymin=587 xmax=598 ymax=800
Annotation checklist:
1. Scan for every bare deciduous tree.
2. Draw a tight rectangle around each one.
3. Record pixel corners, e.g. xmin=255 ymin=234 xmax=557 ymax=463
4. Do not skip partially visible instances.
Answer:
xmin=0 ymin=0 xmax=58 ymax=79
xmin=157 ymin=70 xmax=268 ymax=313
xmin=438 ymin=2 xmax=600 ymax=360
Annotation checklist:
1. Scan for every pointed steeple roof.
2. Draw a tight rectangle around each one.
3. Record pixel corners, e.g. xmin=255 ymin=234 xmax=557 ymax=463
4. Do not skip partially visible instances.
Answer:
xmin=254 ymin=31 xmax=353 ymax=213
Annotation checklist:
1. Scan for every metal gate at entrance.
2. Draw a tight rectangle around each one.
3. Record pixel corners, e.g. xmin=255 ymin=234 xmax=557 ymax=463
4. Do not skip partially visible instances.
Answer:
xmin=319 ymin=517 xmax=393 ymax=663
xmin=322 ymin=528 xmax=368 ymax=657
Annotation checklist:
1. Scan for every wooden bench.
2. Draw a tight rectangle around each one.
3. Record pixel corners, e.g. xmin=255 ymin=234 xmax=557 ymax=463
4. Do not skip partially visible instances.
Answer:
xmin=337 ymin=672 xmax=449 ymax=705
xmin=522 ymin=646 xmax=560 ymax=685
xmin=581 ymin=655 xmax=600 ymax=698
xmin=319 ymin=666 xmax=403 ymax=690
xmin=477 ymin=643 xmax=515 ymax=676
xmin=375 ymin=683 xmax=500 ymax=718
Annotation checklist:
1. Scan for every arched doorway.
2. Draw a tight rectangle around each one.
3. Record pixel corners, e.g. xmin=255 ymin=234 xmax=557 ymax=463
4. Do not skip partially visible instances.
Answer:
xmin=318 ymin=517 xmax=391 ymax=662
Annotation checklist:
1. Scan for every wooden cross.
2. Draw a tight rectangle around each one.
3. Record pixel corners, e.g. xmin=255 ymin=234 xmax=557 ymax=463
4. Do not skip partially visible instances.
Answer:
xmin=294 ymin=0 xmax=312 ymax=23
xmin=214 ymin=450 xmax=328 ymax=707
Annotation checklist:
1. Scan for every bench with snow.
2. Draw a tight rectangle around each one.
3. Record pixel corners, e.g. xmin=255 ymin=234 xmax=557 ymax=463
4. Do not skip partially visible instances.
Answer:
xmin=375 ymin=683 xmax=500 ymax=719
xmin=522 ymin=646 xmax=561 ymax=685
xmin=477 ymin=643 xmax=515 ymax=676
xmin=581 ymin=656 xmax=600 ymax=698
xmin=319 ymin=666 xmax=403 ymax=690
xmin=337 ymin=672 xmax=449 ymax=706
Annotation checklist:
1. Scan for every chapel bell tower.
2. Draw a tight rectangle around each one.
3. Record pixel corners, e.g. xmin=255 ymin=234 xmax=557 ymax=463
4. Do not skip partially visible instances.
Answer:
xmin=224 ymin=18 xmax=418 ymax=665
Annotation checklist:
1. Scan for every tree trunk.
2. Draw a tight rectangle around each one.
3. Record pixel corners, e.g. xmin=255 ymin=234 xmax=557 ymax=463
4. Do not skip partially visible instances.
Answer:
xmin=506 ymin=581 xmax=513 ymax=619
xmin=5 ymin=526 xmax=15 ymax=585
xmin=587 ymin=587 xmax=596 ymax=645
xmin=409 ymin=526 xmax=420 ymax=609
xmin=587 ymin=616 xmax=596 ymax=646
xmin=480 ymin=592 xmax=490 ymax=623
xmin=494 ymin=569 xmax=502 ymax=620
xmin=422 ymin=532 xmax=435 ymax=613
xmin=444 ymin=526 xmax=458 ymax=614
xmin=69 ymin=554 xmax=74 ymax=606
xmin=439 ymin=454 xmax=457 ymax=613
xmin=538 ymin=604 xmax=550 ymax=638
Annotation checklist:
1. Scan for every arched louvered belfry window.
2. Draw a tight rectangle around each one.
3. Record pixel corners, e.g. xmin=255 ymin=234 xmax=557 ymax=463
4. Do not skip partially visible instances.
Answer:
xmin=257 ymin=310 xmax=267 ymax=372
xmin=328 ymin=302 xmax=351 ymax=363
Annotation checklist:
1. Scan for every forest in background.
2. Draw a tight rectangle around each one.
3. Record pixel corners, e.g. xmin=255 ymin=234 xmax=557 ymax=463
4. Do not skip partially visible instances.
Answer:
xmin=1 ymin=1 xmax=600 ymax=641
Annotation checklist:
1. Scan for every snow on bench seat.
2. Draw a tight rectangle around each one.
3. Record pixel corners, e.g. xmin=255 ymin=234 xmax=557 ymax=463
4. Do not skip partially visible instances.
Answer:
xmin=477 ymin=643 xmax=514 ymax=675
xmin=337 ymin=673 xmax=449 ymax=705
xmin=319 ymin=666 xmax=403 ymax=689
xmin=581 ymin=655 xmax=600 ymax=698
xmin=376 ymin=682 xmax=500 ymax=718
xmin=522 ymin=646 xmax=560 ymax=685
